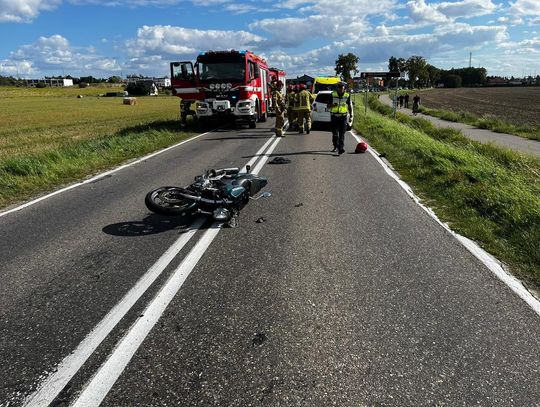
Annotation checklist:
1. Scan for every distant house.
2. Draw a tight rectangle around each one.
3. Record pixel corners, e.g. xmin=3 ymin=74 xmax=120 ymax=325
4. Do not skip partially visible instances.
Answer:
xmin=487 ymin=76 xmax=507 ymax=86
xmin=26 ymin=78 xmax=74 ymax=87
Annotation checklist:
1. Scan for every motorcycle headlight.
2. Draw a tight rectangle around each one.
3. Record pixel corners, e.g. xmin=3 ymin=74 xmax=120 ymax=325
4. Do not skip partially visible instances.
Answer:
xmin=213 ymin=207 xmax=231 ymax=221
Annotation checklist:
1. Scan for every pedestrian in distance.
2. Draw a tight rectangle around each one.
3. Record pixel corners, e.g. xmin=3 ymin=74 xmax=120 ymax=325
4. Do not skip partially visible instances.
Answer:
xmin=296 ymin=84 xmax=314 ymax=134
xmin=272 ymin=80 xmax=287 ymax=137
xmin=404 ymin=93 xmax=409 ymax=109
xmin=398 ymin=94 xmax=404 ymax=108
xmin=328 ymin=81 xmax=353 ymax=155
xmin=412 ymin=94 xmax=421 ymax=115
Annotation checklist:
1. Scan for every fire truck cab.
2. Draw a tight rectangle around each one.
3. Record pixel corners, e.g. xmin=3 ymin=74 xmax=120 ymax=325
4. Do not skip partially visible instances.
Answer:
xmin=171 ymin=50 xmax=274 ymax=128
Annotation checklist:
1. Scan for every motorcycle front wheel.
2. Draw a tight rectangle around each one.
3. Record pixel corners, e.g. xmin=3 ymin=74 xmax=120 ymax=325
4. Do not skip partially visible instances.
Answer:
xmin=145 ymin=187 xmax=198 ymax=216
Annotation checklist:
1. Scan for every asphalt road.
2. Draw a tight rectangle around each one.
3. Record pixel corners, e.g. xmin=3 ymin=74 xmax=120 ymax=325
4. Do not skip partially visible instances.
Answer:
xmin=1 ymin=120 xmax=539 ymax=407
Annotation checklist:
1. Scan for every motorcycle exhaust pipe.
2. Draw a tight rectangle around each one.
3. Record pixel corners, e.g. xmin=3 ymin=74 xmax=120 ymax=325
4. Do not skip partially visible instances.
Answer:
xmin=176 ymin=190 xmax=234 ymax=206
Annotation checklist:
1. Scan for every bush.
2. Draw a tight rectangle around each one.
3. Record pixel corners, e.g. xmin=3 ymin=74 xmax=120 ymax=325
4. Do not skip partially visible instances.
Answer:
xmin=126 ymin=81 xmax=149 ymax=96
xmin=35 ymin=82 xmax=47 ymax=88
xmin=79 ymin=82 xmax=89 ymax=88
xmin=443 ymin=75 xmax=462 ymax=88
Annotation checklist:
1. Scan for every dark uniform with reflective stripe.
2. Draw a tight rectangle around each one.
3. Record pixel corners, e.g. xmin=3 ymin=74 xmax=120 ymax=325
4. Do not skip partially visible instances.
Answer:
xmin=329 ymin=85 xmax=353 ymax=154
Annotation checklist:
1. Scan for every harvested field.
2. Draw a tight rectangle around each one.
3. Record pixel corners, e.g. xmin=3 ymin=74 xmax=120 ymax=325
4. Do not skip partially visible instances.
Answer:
xmin=419 ymin=87 xmax=540 ymax=128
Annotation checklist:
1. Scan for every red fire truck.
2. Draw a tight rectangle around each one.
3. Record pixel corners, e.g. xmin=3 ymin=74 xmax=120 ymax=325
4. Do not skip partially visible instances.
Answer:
xmin=171 ymin=50 xmax=282 ymax=128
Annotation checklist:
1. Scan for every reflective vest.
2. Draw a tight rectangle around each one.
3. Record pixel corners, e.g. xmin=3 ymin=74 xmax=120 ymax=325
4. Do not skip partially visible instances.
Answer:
xmin=330 ymin=91 xmax=350 ymax=114
xmin=286 ymin=92 xmax=296 ymax=109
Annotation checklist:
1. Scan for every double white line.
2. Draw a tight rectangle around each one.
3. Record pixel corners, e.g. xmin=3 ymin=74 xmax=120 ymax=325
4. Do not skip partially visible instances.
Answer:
xmin=24 ymin=131 xmax=284 ymax=407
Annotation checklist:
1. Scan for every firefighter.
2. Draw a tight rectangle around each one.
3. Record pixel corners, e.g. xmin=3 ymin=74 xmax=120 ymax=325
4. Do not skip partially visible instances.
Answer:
xmin=272 ymin=80 xmax=286 ymax=137
xmin=328 ymin=81 xmax=353 ymax=155
xmin=296 ymin=84 xmax=314 ymax=134
xmin=286 ymin=85 xmax=297 ymax=131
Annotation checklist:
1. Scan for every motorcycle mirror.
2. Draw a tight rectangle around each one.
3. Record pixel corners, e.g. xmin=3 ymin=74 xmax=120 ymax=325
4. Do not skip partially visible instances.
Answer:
xmin=246 ymin=165 xmax=251 ymax=173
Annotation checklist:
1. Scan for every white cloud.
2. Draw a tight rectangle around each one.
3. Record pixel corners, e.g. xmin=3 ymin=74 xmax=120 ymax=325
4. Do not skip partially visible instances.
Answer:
xmin=509 ymin=0 xmax=540 ymax=16
xmin=125 ymin=25 xmax=266 ymax=58
xmin=250 ymin=15 xmax=369 ymax=47
xmin=0 ymin=0 xmax=60 ymax=22
xmin=437 ymin=0 xmax=498 ymax=19
xmin=3 ymin=34 xmax=121 ymax=76
xmin=407 ymin=0 xmax=498 ymax=23
xmin=0 ymin=60 xmax=36 ymax=75
xmin=407 ymin=0 xmax=450 ymax=23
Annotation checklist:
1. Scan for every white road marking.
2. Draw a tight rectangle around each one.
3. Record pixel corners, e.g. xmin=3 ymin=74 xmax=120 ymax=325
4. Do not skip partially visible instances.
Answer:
xmin=252 ymin=136 xmax=282 ymax=175
xmin=349 ymin=130 xmax=540 ymax=318
xmin=23 ymin=127 xmax=280 ymax=406
xmin=0 ymin=129 xmax=215 ymax=219
xmin=23 ymin=217 xmax=205 ymax=407
xmin=70 ymin=131 xmax=283 ymax=406
xmin=71 ymin=224 xmax=222 ymax=407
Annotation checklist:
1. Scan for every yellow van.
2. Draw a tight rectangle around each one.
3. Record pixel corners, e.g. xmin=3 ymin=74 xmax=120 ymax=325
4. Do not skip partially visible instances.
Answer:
xmin=311 ymin=77 xmax=341 ymax=94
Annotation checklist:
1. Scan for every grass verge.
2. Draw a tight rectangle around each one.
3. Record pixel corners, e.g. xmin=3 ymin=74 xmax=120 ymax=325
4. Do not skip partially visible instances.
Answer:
xmin=0 ymin=119 xmax=199 ymax=210
xmin=355 ymin=94 xmax=540 ymax=290
xmin=419 ymin=105 xmax=540 ymax=142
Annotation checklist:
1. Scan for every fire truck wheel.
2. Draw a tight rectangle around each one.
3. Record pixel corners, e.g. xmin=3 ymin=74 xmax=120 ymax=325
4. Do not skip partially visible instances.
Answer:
xmin=258 ymin=111 xmax=267 ymax=122
xmin=248 ymin=120 xmax=256 ymax=129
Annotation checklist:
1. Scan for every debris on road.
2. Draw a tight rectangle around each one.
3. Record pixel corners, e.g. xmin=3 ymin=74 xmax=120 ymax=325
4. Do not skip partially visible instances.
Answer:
xmin=256 ymin=216 xmax=266 ymax=223
xmin=269 ymin=157 xmax=291 ymax=164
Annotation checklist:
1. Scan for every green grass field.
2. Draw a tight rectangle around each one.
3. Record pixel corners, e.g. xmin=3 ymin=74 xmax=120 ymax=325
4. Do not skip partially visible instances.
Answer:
xmin=0 ymin=86 xmax=195 ymax=208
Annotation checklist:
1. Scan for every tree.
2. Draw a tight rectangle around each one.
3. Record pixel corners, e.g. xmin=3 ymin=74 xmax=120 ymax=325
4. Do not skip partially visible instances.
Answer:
xmin=388 ymin=56 xmax=406 ymax=73
xmin=335 ymin=53 xmax=359 ymax=81
xmin=406 ymin=55 xmax=427 ymax=88
xmin=108 ymin=76 xmax=123 ymax=84
xmin=443 ymin=74 xmax=462 ymax=88
xmin=426 ymin=64 xmax=441 ymax=87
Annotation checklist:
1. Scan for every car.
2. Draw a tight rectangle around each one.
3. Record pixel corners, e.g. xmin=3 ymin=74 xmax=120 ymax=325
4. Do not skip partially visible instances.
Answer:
xmin=311 ymin=90 xmax=351 ymax=125
xmin=311 ymin=90 xmax=333 ymax=123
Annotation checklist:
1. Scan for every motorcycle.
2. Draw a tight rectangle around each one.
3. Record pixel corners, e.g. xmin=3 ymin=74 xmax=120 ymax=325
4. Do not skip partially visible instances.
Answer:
xmin=145 ymin=166 xmax=270 ymax=227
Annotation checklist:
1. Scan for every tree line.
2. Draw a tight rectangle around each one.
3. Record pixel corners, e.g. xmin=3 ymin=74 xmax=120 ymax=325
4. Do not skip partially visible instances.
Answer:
xmin=388 ymin=55 xmax=490 ymax=88
xmin=0 ymin=75 xmax=125 ymax=86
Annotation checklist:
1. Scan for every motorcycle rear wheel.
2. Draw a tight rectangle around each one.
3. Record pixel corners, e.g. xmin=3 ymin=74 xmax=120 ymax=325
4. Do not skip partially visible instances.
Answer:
xmin=145 ymin=187 xmax=197 ymax=216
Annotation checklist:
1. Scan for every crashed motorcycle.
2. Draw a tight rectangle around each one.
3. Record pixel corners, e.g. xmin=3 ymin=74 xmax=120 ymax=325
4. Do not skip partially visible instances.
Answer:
xmin=145 ymin=166 xmax=269 ymax=227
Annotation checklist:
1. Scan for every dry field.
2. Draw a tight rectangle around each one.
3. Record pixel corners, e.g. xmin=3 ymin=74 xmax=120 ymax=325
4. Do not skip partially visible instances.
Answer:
xmin=419 ymin=87 xmax=540 ymax=128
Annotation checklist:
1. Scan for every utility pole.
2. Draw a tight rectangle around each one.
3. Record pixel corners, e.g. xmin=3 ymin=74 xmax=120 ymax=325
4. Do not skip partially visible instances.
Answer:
xmin=469 ymin=52 xmax=472 ymax=68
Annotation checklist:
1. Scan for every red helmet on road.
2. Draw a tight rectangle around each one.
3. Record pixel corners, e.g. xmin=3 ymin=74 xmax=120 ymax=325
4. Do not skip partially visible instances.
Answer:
xmin=355 ymin=142 xmax=369 ymax=153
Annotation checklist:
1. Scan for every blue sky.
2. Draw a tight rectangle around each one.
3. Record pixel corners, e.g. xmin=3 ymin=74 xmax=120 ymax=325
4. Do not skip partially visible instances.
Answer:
xmin=0 ymin=0 xmax=539 ymax=79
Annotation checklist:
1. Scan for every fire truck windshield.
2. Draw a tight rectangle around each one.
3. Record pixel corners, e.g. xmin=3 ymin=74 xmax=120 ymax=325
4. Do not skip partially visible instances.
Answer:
xmin=199 ymin=62 xmax=245 ymax=82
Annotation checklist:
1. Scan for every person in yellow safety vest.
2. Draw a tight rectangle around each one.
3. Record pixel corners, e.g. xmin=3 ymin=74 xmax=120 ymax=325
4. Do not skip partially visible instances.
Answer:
xmin=272 ymin=80 xmax=287 ymax=137
xmin=328 ymin=81 xmax=353 ymax=155
xmin=295 ymin=84 xmax=314 ymax=134
xmin=286 ymin=85 xmax=298 ymax=131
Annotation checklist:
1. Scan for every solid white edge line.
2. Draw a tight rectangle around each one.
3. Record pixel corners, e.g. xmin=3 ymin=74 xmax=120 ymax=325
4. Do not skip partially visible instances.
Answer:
xmin=349 ymin=130 xmax=540 ymax=318
xmin=23 ymin=127 xmax=280 ymax=406
xmin=73 ymin=131 xmax=285 ymax=406
xmin=23 ymin=217 xmax=206 ymax=407
xmin=0 ymin=129 xmax=216 ymax=219
xmin=71 ymin=224 xmax=222 ymax=407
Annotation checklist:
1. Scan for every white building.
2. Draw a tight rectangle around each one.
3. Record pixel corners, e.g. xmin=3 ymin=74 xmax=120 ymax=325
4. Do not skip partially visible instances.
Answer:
xmin=26 ymin=78 xmax=74 ymax=87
